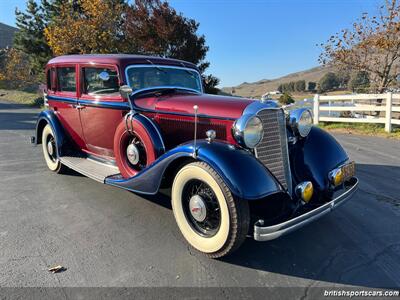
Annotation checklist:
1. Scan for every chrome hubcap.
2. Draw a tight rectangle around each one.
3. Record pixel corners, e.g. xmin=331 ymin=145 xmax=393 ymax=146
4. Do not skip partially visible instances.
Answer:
xmin=47 ymin=140 xmax=54 ymax=156
xmin=189 ymin=195 xmax=207 ymax=222
xmin=126 ymin=143 xmax=140 ymax=165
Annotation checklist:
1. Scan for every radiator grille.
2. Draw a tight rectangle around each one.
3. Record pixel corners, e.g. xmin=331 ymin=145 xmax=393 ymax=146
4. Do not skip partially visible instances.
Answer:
xmin=256 ymin=109 xmax=292 ymax=194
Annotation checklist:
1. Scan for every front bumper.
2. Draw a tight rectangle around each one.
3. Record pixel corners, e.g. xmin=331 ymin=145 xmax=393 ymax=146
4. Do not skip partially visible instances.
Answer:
xmin=254 ymin=177 xmax=359 ymax=241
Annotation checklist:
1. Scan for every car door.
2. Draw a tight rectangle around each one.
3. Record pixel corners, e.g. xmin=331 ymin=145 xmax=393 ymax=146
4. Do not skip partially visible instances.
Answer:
xmin=78 ymin=64 xmax=128 ymax=159
xmin=47 ymin=64 xmax=86 ymax=150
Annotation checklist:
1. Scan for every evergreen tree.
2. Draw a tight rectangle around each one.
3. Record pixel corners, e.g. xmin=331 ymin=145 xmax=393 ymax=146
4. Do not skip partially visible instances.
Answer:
xmin=307 ymin=81 xmax=316 ymax=91
xmin=14 ymin=0 xmax=51 ymax=76
xmin=349 ymin=71 xmax=370 ymax=92
xmin=295 ymin=80 xmax=306 ymax=92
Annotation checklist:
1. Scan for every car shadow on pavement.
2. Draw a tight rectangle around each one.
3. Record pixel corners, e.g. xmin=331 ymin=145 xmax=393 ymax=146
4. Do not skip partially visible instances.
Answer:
xmin=220 ymin=163 xmax=400 ymax=289
xmin=0 ymin=102 xmax=39 ymax=131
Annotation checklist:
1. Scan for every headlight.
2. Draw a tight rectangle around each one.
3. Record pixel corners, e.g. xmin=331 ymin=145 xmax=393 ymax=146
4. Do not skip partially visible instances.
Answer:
xmin=289 ymin=108 xmax=313 ymax=137
xmin=233 ymin=115 xmax=264 ymax=148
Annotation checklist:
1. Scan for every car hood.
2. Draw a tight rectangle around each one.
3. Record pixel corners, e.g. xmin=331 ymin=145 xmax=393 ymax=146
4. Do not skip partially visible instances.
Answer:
xmin=134 ymin=93 xmax=255 ymax=119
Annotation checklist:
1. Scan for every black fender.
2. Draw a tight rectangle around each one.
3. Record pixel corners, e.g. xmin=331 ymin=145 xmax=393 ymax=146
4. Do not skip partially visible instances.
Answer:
xmin=106 ymin=140 xmax=282 ymax=200
xmin=290 ymin=126 xmax=348 ymax=193
xmin=34 ymin=110 xmax=68 ymax=156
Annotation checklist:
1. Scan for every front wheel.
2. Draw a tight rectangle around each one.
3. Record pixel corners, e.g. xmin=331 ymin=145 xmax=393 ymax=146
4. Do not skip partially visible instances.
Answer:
xmin=171 ymin=162 xmax=249 ymax=258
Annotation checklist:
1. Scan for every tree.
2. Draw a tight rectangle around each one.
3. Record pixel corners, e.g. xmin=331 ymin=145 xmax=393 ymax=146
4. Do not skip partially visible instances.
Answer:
xmin=307 ymin=81 xmax=316 ymax=91
xmin=288 ymin=81 xmax=295 ymax=92
xmin=278 ymin=92 xmax=295 ymax=105
xmin=336 ymin=70 xmax=351 ymax=88
xmin=44 ymin=0 xmax=126 ymax=55
xmin=123 ymin=0 xmax=218 ymax=93
xmin=318 ymin=72 xmax=339 ymax=92
xmin=319 ymin=0 xmax=400 ymax=92
xmin=13 ymin=0 xmax=51 ymax=77
xmin=0 ymin=48 xmax=33 ymax=88
xmin=43 ymin=0 xmax=220 ymax=93
xmin=349 ymin=71 xmax=370 ymax=92
xmin=295 ymin=80 xmax=306 ymax=92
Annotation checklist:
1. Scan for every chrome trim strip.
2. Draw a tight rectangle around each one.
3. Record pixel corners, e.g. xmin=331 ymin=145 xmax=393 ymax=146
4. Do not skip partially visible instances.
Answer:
xmin=125 ymin=64 xmax=203 ymax=93
xmin=253 ymin=177 xmax=359 ymax=241
xmin=135 ymin=106 xmax=237 ymax=121
xmin=242 ymin=100 xmax=279 ymax=115
xmin=140 ymin=113 xmax=166 ymax=152
xmin=47 ymin=95 xmax=235 ymax=120
xmin=47 ymin=95 xmax=76 ymax=104
xmin=78 ymin=99 xmax=130 ymax=110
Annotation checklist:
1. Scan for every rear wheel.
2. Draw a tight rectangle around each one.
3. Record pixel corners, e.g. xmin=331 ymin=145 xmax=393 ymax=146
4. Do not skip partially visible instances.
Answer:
xmin=171 ymin=162 xmax=249 ymax=258
xmin=41 ymin=124 xmax=66 ymax=173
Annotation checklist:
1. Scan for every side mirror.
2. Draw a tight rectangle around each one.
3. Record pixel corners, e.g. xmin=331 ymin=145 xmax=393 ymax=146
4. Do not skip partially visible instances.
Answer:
xmin=119 ymin=85 xmax=133 ymax=99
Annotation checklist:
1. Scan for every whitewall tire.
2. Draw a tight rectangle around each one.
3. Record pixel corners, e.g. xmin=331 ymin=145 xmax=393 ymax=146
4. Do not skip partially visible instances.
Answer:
xmin=41 ymin=124 xmax=65 ymax=173
xmin=172 ymin=162 xmax=249 ymax=258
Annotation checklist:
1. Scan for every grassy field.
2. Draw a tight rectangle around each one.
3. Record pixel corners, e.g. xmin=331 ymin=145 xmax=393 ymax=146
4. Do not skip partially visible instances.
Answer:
xmin=0 ymin=88 xmax=43 ymax=107
xmin=319 ymin=122 xmax=400 ymax=139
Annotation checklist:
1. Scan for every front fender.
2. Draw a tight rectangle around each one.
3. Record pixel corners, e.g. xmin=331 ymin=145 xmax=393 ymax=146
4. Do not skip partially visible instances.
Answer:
xmin=106 ymin=140 xmax=282 ymax=199
xmin=290 ymin=127 xmax=349 ymax=193
xmin=34 ymin=110 xmax=68 ymax=156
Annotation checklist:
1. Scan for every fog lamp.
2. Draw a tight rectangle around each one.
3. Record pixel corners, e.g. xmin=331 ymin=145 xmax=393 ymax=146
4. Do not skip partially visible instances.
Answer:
xmin=295 ymin=181 xmax=313 ymax=203
xmin=329 ymin=168 xmax=344 ymax=187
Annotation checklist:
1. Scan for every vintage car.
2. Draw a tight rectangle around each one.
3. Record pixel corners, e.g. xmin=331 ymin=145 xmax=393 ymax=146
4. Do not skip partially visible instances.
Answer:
xmin=32 ymin=54 xmax=358 ymax=258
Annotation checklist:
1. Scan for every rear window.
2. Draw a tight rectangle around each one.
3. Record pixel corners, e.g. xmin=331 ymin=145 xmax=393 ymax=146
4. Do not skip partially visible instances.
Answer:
xmin=57 ymin=67 xmax=76 ymax=92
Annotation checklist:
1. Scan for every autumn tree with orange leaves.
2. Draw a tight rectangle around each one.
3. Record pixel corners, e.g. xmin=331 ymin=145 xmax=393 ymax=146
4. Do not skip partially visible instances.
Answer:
xmin=44 ymin=0 xmax=126 ymax=55
xmin=319 ymin=0 xmax=400 ymax=92
xmin=42 ymin=0 xmax=219 ymax=93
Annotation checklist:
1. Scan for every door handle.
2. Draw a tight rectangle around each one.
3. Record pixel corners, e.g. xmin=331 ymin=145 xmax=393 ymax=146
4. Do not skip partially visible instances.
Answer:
xmin=75 ymin=104 xmax=85 ymax=110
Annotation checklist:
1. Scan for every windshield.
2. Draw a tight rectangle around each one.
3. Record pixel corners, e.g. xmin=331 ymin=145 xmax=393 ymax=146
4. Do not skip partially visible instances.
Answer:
xmin=125 ymin=65 xmax=203 ymax=93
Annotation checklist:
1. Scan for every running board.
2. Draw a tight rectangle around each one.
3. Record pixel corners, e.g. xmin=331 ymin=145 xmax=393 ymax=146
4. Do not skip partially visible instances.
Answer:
xmin=60 ymin=156 xmax=120 ymax=183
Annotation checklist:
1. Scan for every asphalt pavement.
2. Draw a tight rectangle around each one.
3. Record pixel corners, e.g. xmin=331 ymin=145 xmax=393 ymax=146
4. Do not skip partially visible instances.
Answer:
xmin=0 ymin=100 xmax=399 ymax=295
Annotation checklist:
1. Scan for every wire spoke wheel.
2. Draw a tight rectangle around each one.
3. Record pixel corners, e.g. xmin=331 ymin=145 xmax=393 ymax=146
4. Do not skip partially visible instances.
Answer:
xmin=182 ymin=179 xmax=221 ymax=237
xmin=172 ymin=162 xmax=250 ymax=258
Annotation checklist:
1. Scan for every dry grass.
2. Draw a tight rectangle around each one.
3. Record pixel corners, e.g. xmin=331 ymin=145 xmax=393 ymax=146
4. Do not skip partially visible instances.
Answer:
xmin=0 ymin=88 xmax=43 ymax=107
xmin=319 ymin=122 xmax=400 ymax=139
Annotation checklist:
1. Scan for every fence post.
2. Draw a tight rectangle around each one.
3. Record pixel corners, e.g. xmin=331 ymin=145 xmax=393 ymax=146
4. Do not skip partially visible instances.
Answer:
xmin=385 ymin=92 xmax=392 ymax=132
xmin=313 ymin=94 xmax=320 ymax=125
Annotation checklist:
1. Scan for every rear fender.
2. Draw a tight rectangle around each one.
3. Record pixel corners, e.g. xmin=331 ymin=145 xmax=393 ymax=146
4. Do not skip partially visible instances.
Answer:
xmin=106 ymin=140 xmax=282 ymax=199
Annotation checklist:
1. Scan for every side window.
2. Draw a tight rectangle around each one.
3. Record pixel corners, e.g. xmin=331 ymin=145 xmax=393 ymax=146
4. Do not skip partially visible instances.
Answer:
xmin=57 ymin=67 xmax=76 ymax=93
xmin=46 ymin=69 xmax=52 ymax=91
xmin=83 ymin=67 xmax=119 ymax=96
xmin=46 ymin=68 xmax=56 ymax=92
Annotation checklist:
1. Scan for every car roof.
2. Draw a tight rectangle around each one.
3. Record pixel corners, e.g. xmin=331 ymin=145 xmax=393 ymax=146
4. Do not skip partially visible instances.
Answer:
xmin=47 ymin=54 xmax=199 ymax=70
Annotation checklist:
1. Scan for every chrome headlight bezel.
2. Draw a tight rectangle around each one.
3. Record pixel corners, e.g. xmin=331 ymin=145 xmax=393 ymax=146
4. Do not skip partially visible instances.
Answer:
xmin=289 ymin=108 xmax=313 ymax=138
xmin=233 ymin=115 xmax=264 ymax=149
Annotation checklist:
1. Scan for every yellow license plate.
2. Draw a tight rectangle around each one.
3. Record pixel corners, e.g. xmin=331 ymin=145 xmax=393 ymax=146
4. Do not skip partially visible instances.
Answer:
xmin=342 ymin=161 xmax=355 ymax=179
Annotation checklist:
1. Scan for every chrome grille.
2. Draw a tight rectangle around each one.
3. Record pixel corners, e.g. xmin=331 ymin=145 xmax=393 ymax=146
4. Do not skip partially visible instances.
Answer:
xmin=256 ymin=109 xmax=292 ymax=194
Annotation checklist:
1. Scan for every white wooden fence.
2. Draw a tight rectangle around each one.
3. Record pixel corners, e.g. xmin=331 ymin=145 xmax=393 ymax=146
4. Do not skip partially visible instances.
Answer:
xmin=313 ymin=93 xmax=400 ymax=132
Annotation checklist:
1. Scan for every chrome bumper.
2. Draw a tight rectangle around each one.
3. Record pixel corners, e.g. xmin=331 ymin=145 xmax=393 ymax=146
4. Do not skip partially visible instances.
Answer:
xmin=254 ymin=177 xmax=359 ymax=241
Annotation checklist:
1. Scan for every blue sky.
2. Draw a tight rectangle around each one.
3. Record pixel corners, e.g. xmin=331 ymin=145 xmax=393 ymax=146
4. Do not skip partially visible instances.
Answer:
xmin=0 ymin=0 xmax=382 ymax=87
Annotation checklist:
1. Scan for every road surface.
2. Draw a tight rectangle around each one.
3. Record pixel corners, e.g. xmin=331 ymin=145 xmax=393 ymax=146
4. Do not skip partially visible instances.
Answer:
xmin=0 ymin=100 xmax=399 ymax=296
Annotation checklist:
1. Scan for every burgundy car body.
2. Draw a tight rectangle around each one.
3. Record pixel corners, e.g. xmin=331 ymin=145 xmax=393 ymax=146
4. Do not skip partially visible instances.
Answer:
xmin=34 ymin=54 xmax=358 ymax=253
